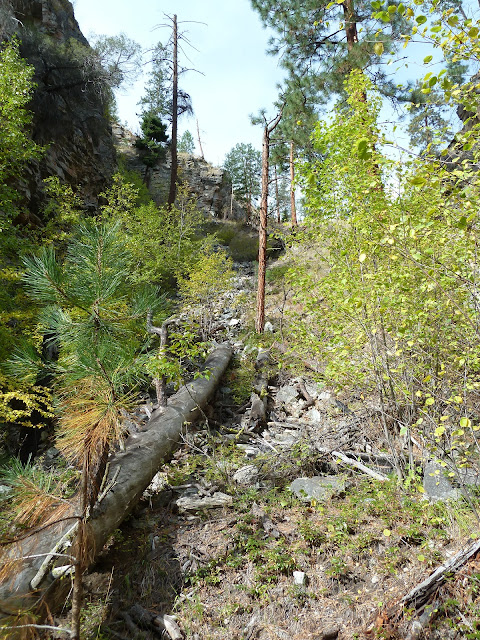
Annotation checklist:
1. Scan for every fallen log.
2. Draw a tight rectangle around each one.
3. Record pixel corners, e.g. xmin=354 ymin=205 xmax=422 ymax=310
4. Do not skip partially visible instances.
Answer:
xmin=0 ymin=343 xmax=232 ymax=625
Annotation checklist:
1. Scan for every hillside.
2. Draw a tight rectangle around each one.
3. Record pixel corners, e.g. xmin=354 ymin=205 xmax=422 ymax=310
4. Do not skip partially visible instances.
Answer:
xmin=2 ymin=1 xmax=480 ymax=639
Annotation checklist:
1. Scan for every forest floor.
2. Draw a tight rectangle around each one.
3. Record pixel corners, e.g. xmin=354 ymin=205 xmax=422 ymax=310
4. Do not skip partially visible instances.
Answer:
xmin=48 ymin=256 xmax=480 ymax=640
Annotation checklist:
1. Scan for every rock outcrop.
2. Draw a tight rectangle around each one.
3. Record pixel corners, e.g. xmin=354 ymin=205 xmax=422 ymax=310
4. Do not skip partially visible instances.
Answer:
xmin=113 ymin=123 xmax=247 ymax=221
xmin=4 ymin=0 xmax=116 ymax=216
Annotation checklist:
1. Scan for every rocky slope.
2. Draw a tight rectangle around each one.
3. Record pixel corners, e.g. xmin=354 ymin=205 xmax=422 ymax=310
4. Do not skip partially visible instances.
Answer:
xmin=4 ymin=0 xmax=116 ymax=217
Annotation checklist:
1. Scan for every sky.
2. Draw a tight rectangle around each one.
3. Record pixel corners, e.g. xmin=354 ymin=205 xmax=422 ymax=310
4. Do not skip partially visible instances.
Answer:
xmin=73 ymin=0 xmax=286 ymax=167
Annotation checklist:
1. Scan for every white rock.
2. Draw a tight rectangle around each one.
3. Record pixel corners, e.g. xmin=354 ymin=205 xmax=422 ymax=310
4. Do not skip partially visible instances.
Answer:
xmin=228 ymin=318 xmax=240 ymax=327
xmin=264 ymin=321 xmax=274 ymax=332
xmin=293 ymin=571 xmax=306 ymax=586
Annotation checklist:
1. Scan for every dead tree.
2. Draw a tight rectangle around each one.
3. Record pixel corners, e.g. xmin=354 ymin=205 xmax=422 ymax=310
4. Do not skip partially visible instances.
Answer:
xmin=256 ymin=110 xmax=282 ymax=333
xmin=167 ymin=14 xmax=178 ymax=207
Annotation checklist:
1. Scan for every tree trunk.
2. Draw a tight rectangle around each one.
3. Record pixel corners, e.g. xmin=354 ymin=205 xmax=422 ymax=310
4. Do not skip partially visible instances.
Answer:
xmin=256 ymin=124 xmax=269 ymax=334
xmin=167 ymin=14 xmax=178 ymax=207
xmin=289 ymin=141 xmax=297 ymax=227
xmin=274 ymin=166 xmax=280 ymax=224
xmin=343 ymin=0 xmax=359 ymax=51
xmin=0 ymin=344 xmax=232 ymax=628
xmin=196 ymin=118 xmax=205 ymax=160
xmin=256 ymin=112 xmax=282 ymax=334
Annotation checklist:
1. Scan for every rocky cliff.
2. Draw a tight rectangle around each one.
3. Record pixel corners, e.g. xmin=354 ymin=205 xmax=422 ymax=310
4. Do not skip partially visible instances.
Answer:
xmin=3 ymin=0 xmax=116 ymax=217
xmin=113 ymin=123 xmax=247 ymax=220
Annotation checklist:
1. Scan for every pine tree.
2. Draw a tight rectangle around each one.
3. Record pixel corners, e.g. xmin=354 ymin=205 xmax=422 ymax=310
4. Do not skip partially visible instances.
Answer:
xmin=250 ymin=0 xmax=408 ymax=102
xmin=223 ymin=143 xmax=262 ymax=221
xmin=15 ymin=219 xmax=162 ymax=638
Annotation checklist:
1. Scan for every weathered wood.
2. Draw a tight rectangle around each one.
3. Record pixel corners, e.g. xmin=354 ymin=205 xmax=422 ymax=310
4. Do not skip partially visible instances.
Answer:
xmin=330 ymin=450 xmax=389 ymax=482
xmin=401 ymin=538 xmax=480 ymax=610
xmin=0 ymin=343 xmax=232 ymax=622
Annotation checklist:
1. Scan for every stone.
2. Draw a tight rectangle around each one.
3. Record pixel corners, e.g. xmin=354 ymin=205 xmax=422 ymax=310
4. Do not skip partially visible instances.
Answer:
xmin=143 ymin=472 xmax=168 ymax=498
xmin=228 ymin=318 xmax=240 ymax=327
xmin=316 ymin=627 xmax=340 ymax=640
xmin=233 ymin=465 xmax=259 ymax=485
xmin=306 ymin=407 xmax=322 ymax=423
xmin=275 ymin=385 xmax=299 ymax=406
xmin=290 ymin=476 xmax=346 ymax=502
xmin=293 ymin=570 xmax=306 ymax=586
xmin=176 ymin=491 xmax=233 ymax=512
xmin=264 ymin=321 xmax=274 ymax=332
xmin=423 ymin=462 xmax=461 ymax=501
xmin=304 ymin=381 xmax=324 ymax=400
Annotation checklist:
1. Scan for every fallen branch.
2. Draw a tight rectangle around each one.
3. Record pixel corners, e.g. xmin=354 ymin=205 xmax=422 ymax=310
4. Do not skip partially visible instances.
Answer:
xmin=331 ymin=450 xmax=389 ymax=482
xmin=402 ymin=538 xmax=480 ymax=611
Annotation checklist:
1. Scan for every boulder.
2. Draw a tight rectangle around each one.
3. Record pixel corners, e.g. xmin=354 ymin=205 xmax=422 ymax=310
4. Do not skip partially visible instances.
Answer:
xmin=290 ymin=476 xmax=346 ymax=501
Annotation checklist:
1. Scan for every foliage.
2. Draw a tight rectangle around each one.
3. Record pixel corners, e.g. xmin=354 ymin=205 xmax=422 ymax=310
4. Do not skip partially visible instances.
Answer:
xmin=89 ymin=32 xmax=142 ymax=90
xmin=250 ymin=0 xmax=409 ymax=105
xmin=0 ymin=38 xmax=42 ymax=220
xmin=135 ymin=111 xmax=169 ymax=169
xmin=139 ymin=40 xmax=193 ymax=123
xmin=11 ymin=218 xmax=163 ymax=462
xmin=178 ymin=130 xmax=195 ymax=154
xmin=115 ymin=182 xmax=208 ymax=289
xmin=0 ymin=458 xmax=73 ymax=530
xmin=287 ymin=66 xmax=480 ymax=478
xmin=223 ymin=143 xmax=262 ymax=219
xmin=179 ymin=246 xmax=235 ymax=337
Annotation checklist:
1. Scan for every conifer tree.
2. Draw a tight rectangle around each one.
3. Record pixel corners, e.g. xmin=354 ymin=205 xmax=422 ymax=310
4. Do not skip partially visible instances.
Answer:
xmin=15 ymin=219 xmax=161 ymax=638
xmin=250 ymin=0 xmax=408 ymax=102
xmin=223 ymin=143 xmax=262 ymax=222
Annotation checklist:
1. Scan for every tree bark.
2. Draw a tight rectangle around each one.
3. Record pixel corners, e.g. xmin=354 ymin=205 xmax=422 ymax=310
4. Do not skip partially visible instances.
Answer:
xmin=289 ymin=140 xmax=297 ymax=227
xmin=196 ymin=118 xmax=204 ymax=160
xmin=167 ymin=14 xmax=178 ymax=207
xmin=0 ymin=343 xmax=232 ymax=626
xmin=256 ymin=112 xmax=282 ymax=334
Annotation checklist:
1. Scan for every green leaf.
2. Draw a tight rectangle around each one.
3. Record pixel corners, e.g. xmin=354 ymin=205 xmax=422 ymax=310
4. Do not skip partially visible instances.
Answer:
xmin=410 ymin=176 xmax=426 ymax=186
xmin=423 ymin=55 xmax=433 ymax=63
xmin=416 ymin=15 xmax=427 ymax=24
xmin=374 ymin=42 xmax=384 ymax=55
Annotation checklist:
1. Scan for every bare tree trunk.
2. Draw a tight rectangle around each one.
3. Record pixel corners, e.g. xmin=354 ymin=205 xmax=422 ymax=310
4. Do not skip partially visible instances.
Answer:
xmin=196 ymin=118 xmax=205 ymax=160
xmin=168 ymin=14 xmax=178 ymax=207
xmin=256 ymin=112 xmax=282 ymax=334
xmin=289 ymin=141 xmax=297 ymax=227
xmin=274 ymin=165 xmax=280 ymax=224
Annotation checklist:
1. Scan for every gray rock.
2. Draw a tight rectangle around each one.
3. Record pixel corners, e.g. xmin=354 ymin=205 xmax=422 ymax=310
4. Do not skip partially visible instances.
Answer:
xmin=276 ymin=385 xmax=299 ymax=406
xmin=273 ymin=432 xmax=298 ymax=446
xmin=176 ymin=491 xmax=233 ymax=512
xmin=233 ymin=464 xmax=259 ymax=485
xmin=423 ymin=462 xmax=461 ymax=501
xmin=290 ymin=476 xmax=346 ymax=501
xmin=143 ymin=472 xmax=168 ymax=498
xmin=306 ymin=407 xmax=322 ymax=423
xmin=264 ymin=321 xmax=274 ymax=332
xmin=228 ymin=318 xmax=240 ymax=327
xmin=293 ymin=570 xmax=306 ymax=586
xmin=304 ymin=381 xmax=324 ymax=400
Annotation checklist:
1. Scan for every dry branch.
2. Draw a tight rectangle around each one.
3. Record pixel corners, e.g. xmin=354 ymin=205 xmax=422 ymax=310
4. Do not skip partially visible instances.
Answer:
xmin=401 ymin=537 xmax=480 ymax=611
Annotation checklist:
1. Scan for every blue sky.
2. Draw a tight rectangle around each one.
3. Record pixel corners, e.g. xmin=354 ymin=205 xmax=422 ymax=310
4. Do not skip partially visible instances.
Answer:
xmin=73 ymin=0 xmax=286 ymax=166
